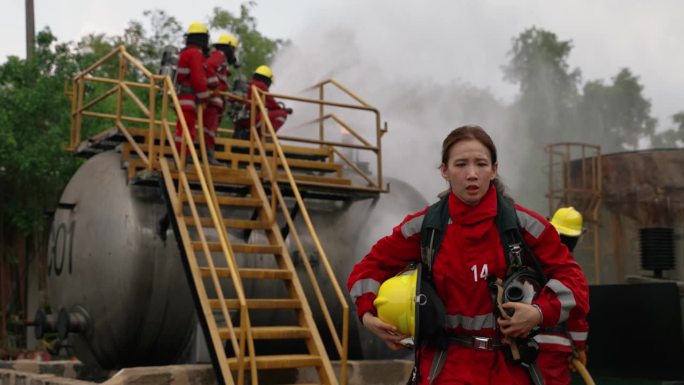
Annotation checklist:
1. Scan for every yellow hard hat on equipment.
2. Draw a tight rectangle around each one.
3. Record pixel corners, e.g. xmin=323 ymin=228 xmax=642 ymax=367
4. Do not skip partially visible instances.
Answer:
xmin=187 ymin=22 xmax=208 ymax=34
xmin=550 ymin=207 xmax=583 ymax=237
xmin=254 ymin=65 xmax=273 ymax=80
xmin=373 ymin=268 xmax=417 ymax=336
xmin=217 ymin=33 xmax=239 ymax=48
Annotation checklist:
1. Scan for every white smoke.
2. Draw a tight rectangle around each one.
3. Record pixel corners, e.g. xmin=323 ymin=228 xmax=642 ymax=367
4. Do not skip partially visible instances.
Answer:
xmin=266 ymin=1 xmax=609 ymax=212
xmin=268 ymin=17 xmax=532 ymax=207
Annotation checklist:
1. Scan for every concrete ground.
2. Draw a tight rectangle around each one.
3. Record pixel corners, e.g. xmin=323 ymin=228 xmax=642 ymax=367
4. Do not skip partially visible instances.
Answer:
xmin=2 ymin=359 xmax=682 ymax=385
xmin=0 ymin=359 xmax=414 ymax=385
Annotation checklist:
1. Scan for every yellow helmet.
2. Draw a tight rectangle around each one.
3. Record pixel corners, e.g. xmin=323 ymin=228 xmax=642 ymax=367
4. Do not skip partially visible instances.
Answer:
xmin=216 ymin=33 xmax=239 ymax=48
xmin=254 ymin=65 xmax=273 ymax=80
xmin=187 ymin=22 xmax=208 ymax=34
xmin=550 ymin=207 xmax=583 ymax=237
xmin=373 ymin=268 xmax=417 ymax=336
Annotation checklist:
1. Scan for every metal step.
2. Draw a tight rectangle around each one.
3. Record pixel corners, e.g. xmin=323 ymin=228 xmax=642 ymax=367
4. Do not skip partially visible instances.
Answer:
xmin=226 ymin=354 xmax=322 ymax=370
xmin=185 ymin=216 xmax=270 ymax=229
xmin=192 ymin=241 xmax=282 ymax=254
xmin=199 ymin=267 xmax=292 ymax=280
xmin=187 ymin=194 xmax=262 ymax=207
xmin=218 ymin=326 xmax=311 ymax=340
xmin=209 ymin=298 xmax=301 ymax=310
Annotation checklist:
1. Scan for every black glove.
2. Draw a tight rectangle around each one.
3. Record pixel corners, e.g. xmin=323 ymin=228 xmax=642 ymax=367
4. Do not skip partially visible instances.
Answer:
xmin=285 ymin=107 xmax=293 ymax=114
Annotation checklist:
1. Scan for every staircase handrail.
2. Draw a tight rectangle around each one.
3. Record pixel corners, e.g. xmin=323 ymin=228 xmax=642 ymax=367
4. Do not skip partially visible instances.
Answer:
xmin=67 ymin=45 xmax=258 ymax=385
xmin=246 ymin=87 xmax=348 ymax=385
xmin=263 ymin=89 xmax=388 ymax=192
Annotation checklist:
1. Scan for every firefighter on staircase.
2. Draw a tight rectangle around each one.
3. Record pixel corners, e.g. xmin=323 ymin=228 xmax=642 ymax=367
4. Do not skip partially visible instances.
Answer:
xmin=174 ymin=22 xmax=211 ymax=157
xmin=232 ymin=65 xmax=292 ymax=140
xmin=204 ymin=33 xmax=240 ymax=165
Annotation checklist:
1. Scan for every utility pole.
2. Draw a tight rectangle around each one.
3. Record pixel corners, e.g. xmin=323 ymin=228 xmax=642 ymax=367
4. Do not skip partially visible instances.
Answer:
xmin=26 ymin=0 xmax=35 ymax=60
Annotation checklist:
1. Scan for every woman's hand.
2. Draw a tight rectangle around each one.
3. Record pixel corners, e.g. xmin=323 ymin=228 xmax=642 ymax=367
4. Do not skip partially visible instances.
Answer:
xmin=496 ymin=302 xmax=542 ymax=338
xmin=362 ymin=312 xmax=411 ymax=350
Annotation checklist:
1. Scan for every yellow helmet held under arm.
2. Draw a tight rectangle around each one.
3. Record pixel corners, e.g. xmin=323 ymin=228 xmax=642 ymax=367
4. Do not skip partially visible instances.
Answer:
xmin=373 ymin=268 xmax=417 ymax=336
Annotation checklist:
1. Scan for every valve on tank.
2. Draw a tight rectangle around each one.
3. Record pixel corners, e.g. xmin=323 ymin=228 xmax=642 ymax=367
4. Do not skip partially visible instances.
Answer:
xmin=31 ymin=308 xmax=58 ymax=340
xmin=57 ymin=306 xmax=91 ymax=340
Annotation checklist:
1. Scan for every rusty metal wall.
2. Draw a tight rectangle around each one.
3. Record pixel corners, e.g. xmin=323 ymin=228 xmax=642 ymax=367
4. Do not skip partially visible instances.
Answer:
xmin=569 ymin=149 xmax=684 ymax=283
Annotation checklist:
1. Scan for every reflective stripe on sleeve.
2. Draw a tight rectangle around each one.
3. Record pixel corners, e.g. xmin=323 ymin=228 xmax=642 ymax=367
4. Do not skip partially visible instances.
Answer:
xmin=179 ymin=99 xmax=196 ymax=108
xmin=401 ymin=214 xmax=424 ymax=239
xmin=534 ymin=334 xmax=572 ymax=346
xmin=210 ymin=97 xmax=224 ymax=107
xmin=446 ymin=312 xmax=496 ymax=331
xmin=516 ymin=210 xmax=545 ymax=239
xmin=207 ymin=76 xmax=218 ymax=83
xmin=204 ymin=129 xmax=216 ymax=138
xmin=569 ymin=331 xmax=588 ymax=341
xmin=546 ymin=279 xmax=577 ymax=322
xmin=179 ymin=99 xmax=196 ymax=109
xmin=177 ymin=67 xmax=190 ymax=74
xmin=196 ymin=91 xmax=210 ymax=99
xmin=349 ymin=279 xmax=380 ymax=302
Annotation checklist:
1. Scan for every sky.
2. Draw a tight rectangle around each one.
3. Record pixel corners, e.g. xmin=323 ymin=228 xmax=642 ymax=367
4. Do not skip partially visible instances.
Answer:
xmin=2 ymin=1 xmax=683 ymax=127
xmin=2 ymin=0 xmax=684 ymax=209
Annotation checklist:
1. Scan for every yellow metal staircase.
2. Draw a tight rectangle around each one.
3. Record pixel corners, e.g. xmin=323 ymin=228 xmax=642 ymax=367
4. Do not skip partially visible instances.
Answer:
xmin=65 ymin=46 xmax=389 ymax=385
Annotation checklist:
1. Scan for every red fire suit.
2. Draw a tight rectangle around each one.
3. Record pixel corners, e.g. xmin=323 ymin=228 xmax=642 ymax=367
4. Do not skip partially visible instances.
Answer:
xmin=347 ymin=186 xmax=590 ymax=385
xmin=535 ymin=271 xmax=589 ymax=384
xmin=234 ymin=78 xmax=288 ymax=138
xmin=174 ymin=44 xmax=210 ymax=155
xmin=204 ymin=49 xmax=230 ymax=150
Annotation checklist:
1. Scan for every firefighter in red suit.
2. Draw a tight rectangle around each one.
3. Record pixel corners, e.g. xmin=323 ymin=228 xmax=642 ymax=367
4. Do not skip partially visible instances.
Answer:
xmin=204 ymin=33 xmax=239 ymax=165
xmin=535 ymin=207 xmax=589 ymax=385
xmin=233 ymin=65 xmax=291 ymax=140
xmin=174 ymin=22 xmax=210 ymax=156
xmin=347 ymin=125 xmax=589 ymax=385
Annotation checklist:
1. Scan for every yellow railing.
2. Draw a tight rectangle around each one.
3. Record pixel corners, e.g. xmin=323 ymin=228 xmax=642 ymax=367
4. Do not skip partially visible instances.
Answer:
xmin=238 ymin=78 xmax=388 ymax=192
xmin=241 ymin=86 xmax=349 ymax=384
xmin=67 ymin=45 xmax=256 ymax=385
xmin=66 ymin=45 xmax=361 ymax=385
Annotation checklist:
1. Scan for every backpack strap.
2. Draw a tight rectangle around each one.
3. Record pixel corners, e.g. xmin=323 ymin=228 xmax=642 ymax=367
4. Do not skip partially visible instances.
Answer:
xmin=419 ymin=194 xmax=450 ymax=274
xmin=495 ymin=192 xmax=547 ymax=284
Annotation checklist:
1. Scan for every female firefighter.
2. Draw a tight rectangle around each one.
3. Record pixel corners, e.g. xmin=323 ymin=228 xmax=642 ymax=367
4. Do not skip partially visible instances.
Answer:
xmin=347 ymin=125 xmax=589 ymax=385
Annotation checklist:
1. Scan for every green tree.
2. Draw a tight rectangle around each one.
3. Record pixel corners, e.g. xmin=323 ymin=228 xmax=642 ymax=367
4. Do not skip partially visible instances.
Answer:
xmin=610 ymin=69 xmax=657 ymax=149
xmin=501 ymin=27 xmax=582 ymax=211
xmin=651 ymin=111 xmax=684 ymax=148
xmin=580 ymin=68 xmax=657 ymax=151
xmin=0 ymin=29 xmax=82 ymax=344
xmin=0 ymin=29 xmax=81 ymax=240
xmin=503 ymin=27 xmax=581 ymax=143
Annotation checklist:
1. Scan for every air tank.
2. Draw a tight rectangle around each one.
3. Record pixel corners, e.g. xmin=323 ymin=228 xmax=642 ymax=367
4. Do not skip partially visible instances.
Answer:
xmin=42 ymin=150 xmax=428 ymax=367
xmin=44 ymin=151 xmax=196 ymax=369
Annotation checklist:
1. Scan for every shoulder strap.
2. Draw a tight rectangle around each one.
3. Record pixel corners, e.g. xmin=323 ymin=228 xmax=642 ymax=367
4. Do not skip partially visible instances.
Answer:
xmin=496 ymin=191 xmax=547 ymax=284
xmin=419 ymin=194 xmax=450 ymax=274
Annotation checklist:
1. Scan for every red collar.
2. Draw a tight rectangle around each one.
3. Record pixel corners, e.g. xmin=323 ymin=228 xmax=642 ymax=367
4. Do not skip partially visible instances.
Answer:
xmin=448 ymin=184 xmax=497 ymax=225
